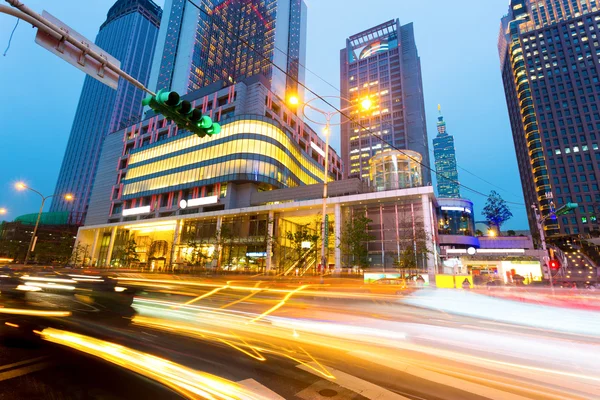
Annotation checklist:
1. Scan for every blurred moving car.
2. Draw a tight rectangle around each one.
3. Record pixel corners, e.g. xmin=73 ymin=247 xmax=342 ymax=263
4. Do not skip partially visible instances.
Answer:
xmin=367 ymin=278 xmax=407 ymax=295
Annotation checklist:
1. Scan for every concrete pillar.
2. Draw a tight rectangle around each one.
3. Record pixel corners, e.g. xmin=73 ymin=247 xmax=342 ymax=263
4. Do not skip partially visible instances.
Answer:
xmin=421 ymin=194 xmax=436 ymax=281
xmin=170 ymin=219 xmax=182 ymax=269
xmin=334 ymin=203 xmax=342 ymax=274
xmin=105 ymin=226 xmax=118 ymax=268
xmin=216 ymin=216 xmax=223 ymax=269
xmin=89 ymin=229 xmax=100 ymax=267
xmin=266 ymin=211 xmax=274 ymax=271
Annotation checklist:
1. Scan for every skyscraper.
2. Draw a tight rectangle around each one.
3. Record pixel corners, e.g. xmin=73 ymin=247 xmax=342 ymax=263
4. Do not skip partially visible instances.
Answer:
xmin=340 ymin=19 xmax=430 ymax=184
xmin=499 ymin=0 xmax=600 ymax=237
xmin=433 ymin=105 xmax=460 ymax=198
xmin=148 ymin=0 xmax=306 ymax=100
xmin=50 ymin=0 xmax=162 ymax=223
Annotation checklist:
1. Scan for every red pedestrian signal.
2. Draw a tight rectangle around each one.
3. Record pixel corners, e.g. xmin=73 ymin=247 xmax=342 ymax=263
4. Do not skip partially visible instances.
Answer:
xmin=549 ymin=259 xmax=560 ymax=270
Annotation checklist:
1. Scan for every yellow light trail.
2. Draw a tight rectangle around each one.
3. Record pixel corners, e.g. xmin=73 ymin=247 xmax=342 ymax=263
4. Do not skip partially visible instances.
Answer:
xmin=0 ymin=308 xmax=71 ymax=317
xmin=220 ymin=282 xmax=264 ymax=309
xmin=36 ymin=328 xmax=272 ymax=400
xmin=182 ymin=285 xmax=229 ymax=306
xmin=4 ymin=322 xmax=19 ymax=328
xmin=249 ymin=285 xmax=308 ymax=323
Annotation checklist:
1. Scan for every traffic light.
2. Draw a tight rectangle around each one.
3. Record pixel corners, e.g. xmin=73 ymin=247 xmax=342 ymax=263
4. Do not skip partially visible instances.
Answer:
xmin=555 ymin=202 xmax=578 ymax=216
xmin=142 ymin=89 xmax=221 ymax=138
xmin=549 ymin=259 xmax=560 ymax=270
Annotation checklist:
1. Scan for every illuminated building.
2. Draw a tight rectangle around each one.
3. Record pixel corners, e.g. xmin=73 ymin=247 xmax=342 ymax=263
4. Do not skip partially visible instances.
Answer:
xmin=432 ymin=106 xmax=460 ymax=198
xmin=499 ymin=0 xmax=600 ymax=237
xmin=148 ymin=0 xmax=306 ymax=101
xmin=340 ymin=19 xmax=431 ymax=184
xmin=75 ymin=76 xmax=439 ymax=273
xmin=50 ymin=0 xmax=162 ymax=224
xmin=369 ymin=150 xmax=423 ymax=191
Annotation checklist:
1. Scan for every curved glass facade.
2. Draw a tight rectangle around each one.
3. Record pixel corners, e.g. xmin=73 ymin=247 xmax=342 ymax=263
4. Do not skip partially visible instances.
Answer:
xmin=369 ymin=150 xmax=423 ymax=191
xmin=437 ymin=199 xmax=475 ymax=237
xmin=122 ymin=117 xmax=330 ymax=198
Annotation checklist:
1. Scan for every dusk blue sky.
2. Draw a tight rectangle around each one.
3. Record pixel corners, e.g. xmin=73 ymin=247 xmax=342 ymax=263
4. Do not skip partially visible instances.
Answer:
xmin=0 ymin=0 xmax=529 ymax=230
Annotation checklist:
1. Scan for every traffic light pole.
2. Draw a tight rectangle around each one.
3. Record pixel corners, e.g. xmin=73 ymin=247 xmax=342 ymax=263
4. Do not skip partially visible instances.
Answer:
xmin=1 ymin=0 xmax=155 ymax=96
xmin=532 ymin=204 xmax=555 ymax=294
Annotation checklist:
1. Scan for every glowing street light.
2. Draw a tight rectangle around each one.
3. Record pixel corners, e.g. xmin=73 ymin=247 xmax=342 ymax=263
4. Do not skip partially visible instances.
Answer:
xmin=14 ymin=182 xmax=74 ymax=265
xmin=488 ymin=230 xmax=497 ymax=237
xmin=288 ymin=95 xmax=299 ymax=106
xmin=0 ymin=208 xmax=6 ymax=215
xmin=360 ymin=97 xmax=372 ymax=111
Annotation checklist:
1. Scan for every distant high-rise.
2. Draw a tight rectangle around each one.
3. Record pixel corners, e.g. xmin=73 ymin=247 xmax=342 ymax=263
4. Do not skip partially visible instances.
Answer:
xmin=433 ymin=106 xmax=460 ymax=198
xmin=148 ymin=0 xmax=307 ymax=100
xmin=340 ymin=19 xmax=430 ymax=183
xmin=499 ymin=0 xmax=600 ymax=237
xmin=50 ymin=0 xmax=161 ymax=223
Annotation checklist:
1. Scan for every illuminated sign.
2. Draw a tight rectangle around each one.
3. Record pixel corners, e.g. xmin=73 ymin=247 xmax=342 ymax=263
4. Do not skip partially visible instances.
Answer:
xmin=122 ymin=205 xmax=151 ymax=216
xmin=246 ymin=252 xmax=267 ymax=258
xmin=441 ymin=206 xmax=472 ymax=213
xmin=310 ymin=142 xmax=325 ymax=157
xmin=179 ymin=196 xmax=219 ymax=209
xmin=301 ymin=241 xmax=312 ymax=249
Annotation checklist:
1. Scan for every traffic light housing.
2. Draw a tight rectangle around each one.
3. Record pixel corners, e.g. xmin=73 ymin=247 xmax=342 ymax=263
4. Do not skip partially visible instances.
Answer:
xmin=549 ymin=259 xmax=560 ymax=270
xmin=142 ymin=89 xmax=221 ymax=138
xmin=556 ymin=202 xmax=578 ymax=216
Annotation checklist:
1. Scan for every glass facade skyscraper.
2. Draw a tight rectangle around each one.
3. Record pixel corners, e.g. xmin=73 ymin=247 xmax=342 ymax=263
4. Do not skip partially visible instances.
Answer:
xmin=499 ymin=0 xmax=600 ymax=237
xmin=433 ymin=106 xmax=460 ymax=198
xmin=148 ymin=0 xmax=306 ymax=100
xmin=50 ymin=0 xmax=162 ymax=224
xmin=340 ymin=20 xmax=430 ymax=184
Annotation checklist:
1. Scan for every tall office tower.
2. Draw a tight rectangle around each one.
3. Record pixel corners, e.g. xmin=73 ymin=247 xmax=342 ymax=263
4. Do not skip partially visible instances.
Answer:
xmin=340 ymin=19 xmax=430 ymax=183
xmin=499 ymin=0 xmax=600 ymax=237
xmin=50 ymin=0 xmax=162 ymax=224
xmin=148 ymin=0 xmax=307 ymax=100
xmin=433 ymin=106 xmax=460 ymax=198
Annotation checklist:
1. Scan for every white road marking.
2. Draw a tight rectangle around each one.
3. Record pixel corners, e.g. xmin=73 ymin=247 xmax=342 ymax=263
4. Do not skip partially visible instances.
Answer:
xmin=296 ymin=362 xmax=410 ymax=400
xmin=237 ymin=378 xmax=285 ymax=399
xmin=0 ymin=356 xmax=48 ymax=372
xmin=350 ymin=351 xmax=534 ymax=400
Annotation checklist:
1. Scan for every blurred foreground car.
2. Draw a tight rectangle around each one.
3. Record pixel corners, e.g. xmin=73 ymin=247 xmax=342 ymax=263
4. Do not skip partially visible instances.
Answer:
xmin=367 ymin=278 xmax=408 ymax=295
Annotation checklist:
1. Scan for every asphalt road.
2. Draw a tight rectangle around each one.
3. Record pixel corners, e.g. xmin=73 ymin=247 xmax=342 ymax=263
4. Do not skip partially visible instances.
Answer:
xmin=0 ymin=276 xmax=598 ymax=399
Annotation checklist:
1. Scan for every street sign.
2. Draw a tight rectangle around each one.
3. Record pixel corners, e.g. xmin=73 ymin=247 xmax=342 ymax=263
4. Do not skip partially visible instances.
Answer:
xmin=35 ymin=11 xmax=121 ymax=89
xmin=324 ymin=215 xmax=329 ymax=247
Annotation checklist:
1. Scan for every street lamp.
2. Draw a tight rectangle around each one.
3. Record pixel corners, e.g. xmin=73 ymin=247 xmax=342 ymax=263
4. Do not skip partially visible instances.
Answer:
xmin=0 ymin=208 xmax=6 ymax=215
xmin=287 ymin=95 xmax=373 ymax=279
xmin=15 ymin=182 xmax=74 ymax=265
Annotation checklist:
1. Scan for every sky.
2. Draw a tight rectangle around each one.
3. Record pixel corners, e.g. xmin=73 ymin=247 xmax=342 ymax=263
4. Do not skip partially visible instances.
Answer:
xmin=0 ymin=0 xmax=529 ymax=230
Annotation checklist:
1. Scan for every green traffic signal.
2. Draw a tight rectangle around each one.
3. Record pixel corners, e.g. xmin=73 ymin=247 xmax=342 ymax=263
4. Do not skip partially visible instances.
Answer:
xmin=142 ymin=89 xmax=222 ymax=138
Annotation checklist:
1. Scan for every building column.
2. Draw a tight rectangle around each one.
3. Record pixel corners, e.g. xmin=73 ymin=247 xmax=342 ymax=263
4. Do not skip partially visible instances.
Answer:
xmin=170 ymin=219 xmax=182 ymax=270
xmin=89 ymin=229 xmax=100 ymax=267
xmin=216 ymin=216 xmax=223 ymax=270
xmin=266 ymin=211 xmax=274 ymax=272
xmin=334 ymin=203 xmax=342 ymax=274
xmin=104 ymin=226 xmax=118 ymax=268
xmin=421 ymin=194 xmax=436 ymax=282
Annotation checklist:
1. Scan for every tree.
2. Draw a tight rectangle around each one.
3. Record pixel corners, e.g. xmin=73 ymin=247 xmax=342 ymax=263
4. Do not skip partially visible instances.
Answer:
xmin=507 ymin=230 xmax=516 ymax=237
xmin=339 ymin=212 xmax=374 ymax=269
xmin=286 ymin=224 xmax=319 ymax=261
xmin=482 ymin=191 xmax=513 ymax=235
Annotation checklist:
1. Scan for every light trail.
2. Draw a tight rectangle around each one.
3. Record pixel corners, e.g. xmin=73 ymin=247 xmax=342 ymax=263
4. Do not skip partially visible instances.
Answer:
xmin=36 ymin=328 xmax=273 ymax=400
xmin=249 ymin=285 xmax=308 ymax=323
xmin=182 ymin=285 xmax=229 ymax=306
xmin=0 ymin=308 xmax=71 ymax=317
xmin=220 ymin=289 xmax=264 ymax=309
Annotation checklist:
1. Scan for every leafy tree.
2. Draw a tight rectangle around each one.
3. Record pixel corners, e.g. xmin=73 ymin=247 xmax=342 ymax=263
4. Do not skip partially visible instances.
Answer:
xmin=475 ymin=229 xmax=483 ymax=237
xmin=507 ymin=230 xmax=516 ymax=237
xmin=482 ymin=191 xmax=513 ymax=236
xmin=286 ymin=224 xmax=319 ymax=261
xmin=339 ymin=212 xmax=374 ymax=269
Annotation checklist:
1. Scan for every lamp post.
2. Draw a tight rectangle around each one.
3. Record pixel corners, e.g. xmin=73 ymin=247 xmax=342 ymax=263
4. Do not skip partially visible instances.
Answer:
xmin=0 ymin=208 xmax=6 ymax=216
xmin=15 ymin=182 xmax=73 ymax=265
xmin=288 ymin=95 xmax=373 ymax=280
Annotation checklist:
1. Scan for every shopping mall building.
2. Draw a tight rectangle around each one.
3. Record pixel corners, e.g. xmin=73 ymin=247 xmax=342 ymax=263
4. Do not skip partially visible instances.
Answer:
xmin=74 ymin=76 xmax=439 ymax=275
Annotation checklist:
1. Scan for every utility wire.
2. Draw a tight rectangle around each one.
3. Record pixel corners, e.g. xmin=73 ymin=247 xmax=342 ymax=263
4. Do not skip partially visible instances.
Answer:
xmin=186 ymin=0 xmax=526 ymax=207
xmin=3 ymin=18 xmax=19 ymax=56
